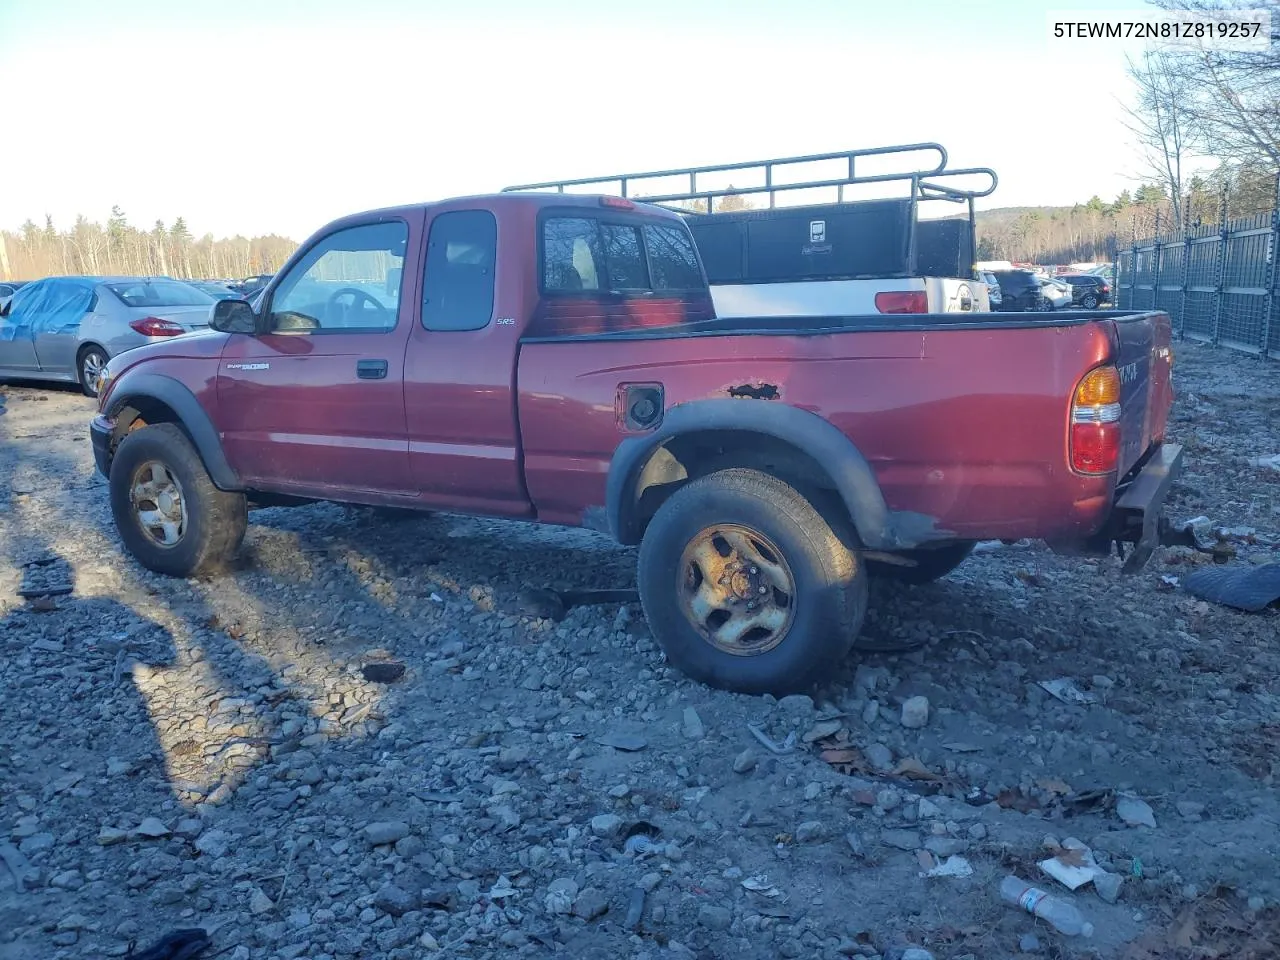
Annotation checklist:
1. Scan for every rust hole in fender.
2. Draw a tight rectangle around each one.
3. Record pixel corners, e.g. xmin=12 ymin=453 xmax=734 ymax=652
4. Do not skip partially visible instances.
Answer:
xmin=727 ymin=383 xmax=779 ymax=400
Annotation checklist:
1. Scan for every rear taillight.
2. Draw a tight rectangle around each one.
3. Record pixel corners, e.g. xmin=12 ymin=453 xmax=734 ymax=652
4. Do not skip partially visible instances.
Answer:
xmin=129 ymin=316 xmax=185 ymax=337
xmin=1070 ymin=365 xmax=1121 ymax=474
xmin=874 ymin=291 xmax=928 ymax=314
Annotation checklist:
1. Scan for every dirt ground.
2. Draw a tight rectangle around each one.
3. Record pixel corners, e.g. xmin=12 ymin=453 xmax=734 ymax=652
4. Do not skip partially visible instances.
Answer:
xmin=1 ymin=341 xmax=1278 ymax=960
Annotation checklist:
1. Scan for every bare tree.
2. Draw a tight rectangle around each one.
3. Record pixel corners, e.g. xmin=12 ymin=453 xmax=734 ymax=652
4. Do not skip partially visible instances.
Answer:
xmin=1147 ymin=0 xmax=1280 ymax=166
xmin=1122 ymin=50 xmax=1197 ymax=232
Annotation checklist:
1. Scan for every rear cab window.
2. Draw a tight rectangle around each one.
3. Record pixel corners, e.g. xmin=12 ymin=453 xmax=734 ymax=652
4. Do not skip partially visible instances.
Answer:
xmin=541 ymin=214 xmax=705 ymax=295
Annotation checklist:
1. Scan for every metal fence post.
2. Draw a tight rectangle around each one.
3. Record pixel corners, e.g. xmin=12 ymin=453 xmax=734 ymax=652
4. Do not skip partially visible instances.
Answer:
xmin=1178 ymin=194 xmax=1192 ymax=340
xmin=1151 ymin=211 xmax=1162 ymax=313
xmin=1261 ymin=171 xmax=1280 ymax=357
xmin=1211 ymin=189 xmax=1229 ymax=344
xmin=1129 ymin=215 xmax=1138 ymax=309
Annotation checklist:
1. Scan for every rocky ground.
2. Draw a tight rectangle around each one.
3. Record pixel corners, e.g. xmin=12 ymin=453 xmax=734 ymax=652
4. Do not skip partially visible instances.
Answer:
xmin=1 ymin=341 xmax=1279 ymax=960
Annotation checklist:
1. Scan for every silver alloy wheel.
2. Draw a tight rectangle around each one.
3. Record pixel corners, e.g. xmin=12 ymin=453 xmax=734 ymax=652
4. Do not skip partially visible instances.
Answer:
xmin=82 ymin=351 xmax=106 ymax=392
xmin=130 ymin=461 xmax=188 ymax=547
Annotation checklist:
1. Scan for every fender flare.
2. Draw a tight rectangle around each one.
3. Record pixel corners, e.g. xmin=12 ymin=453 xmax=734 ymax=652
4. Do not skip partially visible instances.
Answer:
xmin=104 ymin=373 xmax=242 ymax=491
xmin=604 ymin=398 xmax=945 ymax=550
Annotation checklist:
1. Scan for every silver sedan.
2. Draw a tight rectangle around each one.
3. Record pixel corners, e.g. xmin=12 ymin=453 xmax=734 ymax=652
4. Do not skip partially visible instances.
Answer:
xmin=0 ymin=276 xmax=215 ymax=397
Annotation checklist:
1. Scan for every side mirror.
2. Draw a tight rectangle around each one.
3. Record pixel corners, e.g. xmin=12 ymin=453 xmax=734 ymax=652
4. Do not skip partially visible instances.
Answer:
xmin=210 ymin=298 xmax=257 ymax=334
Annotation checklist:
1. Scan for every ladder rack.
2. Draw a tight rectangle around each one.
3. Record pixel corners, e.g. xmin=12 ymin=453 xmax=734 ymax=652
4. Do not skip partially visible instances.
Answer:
xmin=502 ymin=143 xmax=998 ymax=213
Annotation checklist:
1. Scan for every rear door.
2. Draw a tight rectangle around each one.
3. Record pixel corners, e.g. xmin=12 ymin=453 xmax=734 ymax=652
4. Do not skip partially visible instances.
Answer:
xmin=217 ymin=216 xmax=420 ymax=496
xmin=404 ymin=207 xmax=532 ymax=515
xmin=32 ymin=279 xmax=97 ymax=374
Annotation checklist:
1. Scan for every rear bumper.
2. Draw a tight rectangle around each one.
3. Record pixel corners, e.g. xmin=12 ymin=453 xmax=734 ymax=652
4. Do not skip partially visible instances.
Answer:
xmin=90 ymin=414 xmax=114 ymax=479
xmin=1050 ymin=442 xmax=1184 ymax=572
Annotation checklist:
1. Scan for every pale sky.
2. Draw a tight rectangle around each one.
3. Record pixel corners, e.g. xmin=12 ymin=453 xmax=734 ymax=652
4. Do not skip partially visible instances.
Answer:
xmin=0 ymin=0 xmax=1177 ymax=242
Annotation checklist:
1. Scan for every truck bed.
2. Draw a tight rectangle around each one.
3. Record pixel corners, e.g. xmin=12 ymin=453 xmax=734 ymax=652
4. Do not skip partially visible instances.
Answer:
xmin=516 ymin=309 xmax=1174 ymax=544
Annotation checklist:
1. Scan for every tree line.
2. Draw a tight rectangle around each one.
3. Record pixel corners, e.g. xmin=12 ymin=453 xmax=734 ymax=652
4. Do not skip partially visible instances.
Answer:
xmin=0 ymin=207 xmax=298 ymax=283
xmin=975 ymin=165 xmax=1277 ymax=264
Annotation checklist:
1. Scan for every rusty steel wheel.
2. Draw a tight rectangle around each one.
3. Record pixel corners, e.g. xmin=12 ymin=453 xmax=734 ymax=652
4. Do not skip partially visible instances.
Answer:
xmin=676 ymin=523 xmax=796 ymax=656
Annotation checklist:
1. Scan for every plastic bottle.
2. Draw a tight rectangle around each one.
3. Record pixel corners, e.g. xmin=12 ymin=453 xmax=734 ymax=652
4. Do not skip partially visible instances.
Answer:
xmin=1000 ymin=875 xmax=1095 ymax=937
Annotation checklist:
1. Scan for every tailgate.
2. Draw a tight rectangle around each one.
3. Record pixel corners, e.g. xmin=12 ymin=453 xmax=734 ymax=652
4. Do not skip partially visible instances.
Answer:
xmin=1111 ymin=312 xmax=1174 ymax=477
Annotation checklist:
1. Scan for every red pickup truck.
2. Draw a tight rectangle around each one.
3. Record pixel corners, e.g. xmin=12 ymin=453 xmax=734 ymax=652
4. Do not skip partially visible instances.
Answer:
xmin=89 ymin=191 xmax=1183 ymax=695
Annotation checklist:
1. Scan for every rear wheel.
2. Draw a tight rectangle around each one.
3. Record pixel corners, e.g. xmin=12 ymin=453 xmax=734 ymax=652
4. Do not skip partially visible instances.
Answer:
xmin=637 ymin=468 xmax=867 ymax=696
xmin=77 ymin=345 xmax=108 ymax=398
xmin=1081 ymin=293 xmax=1099 ymax=308
xmin=867 ymin=541 xmax=975 ymax=585
xmin=109 ymin=423 xmax=247 ymax=577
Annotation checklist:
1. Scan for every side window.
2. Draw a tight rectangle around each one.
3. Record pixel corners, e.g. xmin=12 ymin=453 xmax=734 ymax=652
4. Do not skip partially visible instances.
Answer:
xmin=268 ymin=221 xmax=407 ymax=334
xmin=643 ymin=224 xmax=703 ymax=290
xmin=543 ymin=218 xmax=602 ymax=291
xmin=421 ymin=210 xmax=498 ymax=332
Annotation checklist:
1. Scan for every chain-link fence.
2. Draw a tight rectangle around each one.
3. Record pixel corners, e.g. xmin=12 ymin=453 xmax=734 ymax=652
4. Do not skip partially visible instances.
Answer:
xmin=1116 ymin=185 xmax=1280 ymax=360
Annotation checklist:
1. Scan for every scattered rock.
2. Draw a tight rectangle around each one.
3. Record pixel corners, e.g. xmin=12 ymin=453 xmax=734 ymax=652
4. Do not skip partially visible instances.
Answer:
xmin=697 ymin=904 xmax=733 ymax=931
xmin=363 ymin=821 xmax=410 ymax=846
xmin=896 ymin=696 xmax=928 ymax=729
xmin=374 ymin=882 xmax=417 ymax=917
xmin=1176 ymin=800 xmax=1206 ymax=820
xmin=924 ymin=837 xmax=967 ymax=857
xmin=880 ymin=830 xmax=921 ymax=851
xmin=194 ymin=830 xmax=231 ymax=858
xmin=682 ymin=707 xmax=705 ymax=740
xmin=803 ymin=719 xmax=843 ymax=742
xmin=97 ymin=827 xmax=128 ymax=846
xmin=796 ymin=821 xmax=825 ymax=843
xmin=865 ymin=743 xmax=895 ymax=772
xmin=901 ymin=949 xmax=937 ymax=960
xmin=133 ymin=818 xmax=170 ymax=839
xmin=545 ymin=878 xmax=579 ymax=915
xmin=733 ymin=749 xmax=758 ymax=774
xmin=591 ymin=813 xmax=624 ymax=838
xmin=1019 ymin=932 xmax=1042 ymax=953
xmin=573 ymin=887 xmax=609 ymax=921
xmin=249 ymin=887 xmax=275 ymax=915
xmin=1094 ymin=873 xmax=1124 ymax=904
xmin=596 ymin=732 xmax=647 ymax=752
xmin=1117 ymin=795 xmax=1157 ymax=829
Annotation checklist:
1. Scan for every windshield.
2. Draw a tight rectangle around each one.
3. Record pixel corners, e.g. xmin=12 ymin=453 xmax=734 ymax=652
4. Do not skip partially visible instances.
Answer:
xmin=107 ymin=280 xmax=215 ymax=308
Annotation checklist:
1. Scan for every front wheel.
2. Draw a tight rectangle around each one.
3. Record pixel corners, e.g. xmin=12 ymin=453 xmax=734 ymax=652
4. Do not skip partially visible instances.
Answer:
xmin=109 ymin=423 xmax=247 ymax=577
xmin=637 ymin=468 xmax=867 ymax=696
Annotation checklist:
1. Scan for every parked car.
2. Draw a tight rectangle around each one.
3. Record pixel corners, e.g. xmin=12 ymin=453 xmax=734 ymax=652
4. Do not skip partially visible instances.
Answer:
xmin=1059 ymin=273 xmax=1113 ymax=308
xmin=0 ymin=276 xmax=215 ymax=397
xmin=187 ymin=281 xmax=241 ymax=300
xmin=1038 ymin=276 xmax=1073 ymax=311
xmin=235 ymin=275 xmax=273 ymax=298
xmin=90 ymin=191 xmax=1181 ymax=697
xmin=989 ymin=268 xmax=1044 ymax=311
xmin=979 ymin=270 xmax=1002 ymax=309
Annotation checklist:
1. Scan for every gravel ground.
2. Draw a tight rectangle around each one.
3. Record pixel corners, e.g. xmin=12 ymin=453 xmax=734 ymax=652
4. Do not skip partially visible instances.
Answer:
xmin=1 ymin=341 xmax=1279 ymax=960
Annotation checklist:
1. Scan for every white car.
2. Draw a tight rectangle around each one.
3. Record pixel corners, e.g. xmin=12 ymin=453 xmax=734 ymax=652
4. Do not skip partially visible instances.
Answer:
xmin=1037 ymin=277 xmax=1073 ymax=311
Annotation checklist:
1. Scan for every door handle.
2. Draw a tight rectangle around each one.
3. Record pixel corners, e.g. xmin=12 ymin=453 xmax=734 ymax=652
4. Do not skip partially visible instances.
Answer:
xmin=357 ymin=359 xmax=388 ymax=380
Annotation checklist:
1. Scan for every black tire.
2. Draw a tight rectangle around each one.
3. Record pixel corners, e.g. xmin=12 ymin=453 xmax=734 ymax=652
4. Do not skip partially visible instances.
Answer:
xmin=637 ymin=468 xmax=868 ymax=696
xmin=867 ymin=541 xmax=975 ymax=585
xmin=77 ymin=345 xmax=109 ymax=398
xmin=1081 ymin=293 xmax=1099 ymax=309
xmin=109 ymin=423 xmax=247 ymax=577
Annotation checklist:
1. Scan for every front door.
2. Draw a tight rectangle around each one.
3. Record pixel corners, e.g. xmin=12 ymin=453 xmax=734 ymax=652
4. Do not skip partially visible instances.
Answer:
xmin=0 ymin=281 xmax=52 ymax=373
xmin=217 ymin=216 xmax=420 ymax=497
